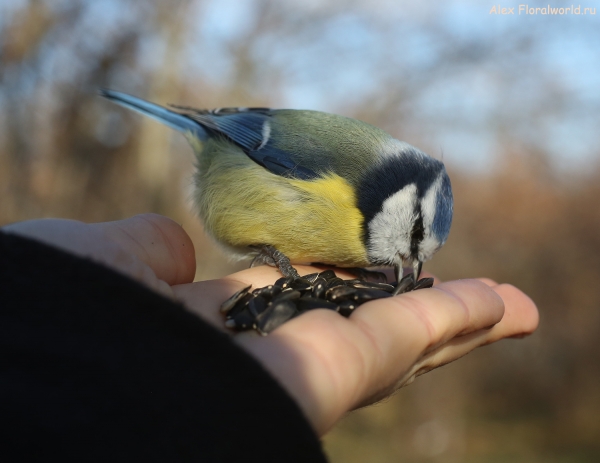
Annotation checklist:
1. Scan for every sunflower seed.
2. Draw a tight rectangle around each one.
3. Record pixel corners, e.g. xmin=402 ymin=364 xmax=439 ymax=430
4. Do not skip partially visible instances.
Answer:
xmin=326 ymin=277 xmax=346 ymax=289
xmin=301 ymin=272 xmax=321 ymax=284
xmin=318 ymin=269 xmax=337 ymax=281
xmin=256 ymin=300 xmax=298 ymax=335
xmin=274 ymin=276 xmax=295 ymax=289
xmin=353 ymin=288 xmax=392 ymax=303
xmin=225 ymin=293 xmax=253 ymax=319
xmin=220 ymin=284 xmax=252 ymax=313
xmin=252 ymin=285 xmax=281 ymax=299
xmin=248 ymin=295 xmax=268 ymax=318
xmin=338 ymin=300 xmax=357 ymax=317
xmin=414 ymin=277 xmax=434 ymax=290
xmin=271 ymin=289 xmax=302 ymax=304
xmin=296 ymin=296 xmax=339 ymax=312
xmin=327 ymin=285 xmax=357 ymax=301
xmin=392 ymin=274 xmax=416 ymax=295
xmin=231 ymin=308 xmax=256 ymax=330
xmin=290 ymin=277 xmax=313 ymax=291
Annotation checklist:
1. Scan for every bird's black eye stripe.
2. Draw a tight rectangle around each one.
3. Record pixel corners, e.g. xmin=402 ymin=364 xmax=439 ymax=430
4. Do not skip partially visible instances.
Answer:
xmin=357 ymin=150 xmax=443 ymax=222
xmin=357 ymin=149 xmax=443 ymax=245
xmin=410 ymin=204 xmax=424 ymax=259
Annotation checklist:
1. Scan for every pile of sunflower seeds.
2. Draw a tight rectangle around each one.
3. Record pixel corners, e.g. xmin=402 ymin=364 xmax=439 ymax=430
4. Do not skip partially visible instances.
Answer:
xmin=220 ymin=269 xmax=434 ymax=336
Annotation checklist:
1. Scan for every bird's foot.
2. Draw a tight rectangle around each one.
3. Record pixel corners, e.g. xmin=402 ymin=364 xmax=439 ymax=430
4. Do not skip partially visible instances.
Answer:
xmin=250 ymin=245 xmax=301 ymax=279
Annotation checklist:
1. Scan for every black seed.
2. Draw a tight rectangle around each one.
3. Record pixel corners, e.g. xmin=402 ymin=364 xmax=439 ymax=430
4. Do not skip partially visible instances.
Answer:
xmin=252 ymin=285 xmax=281 ymax=299
xmin=296 ymin=296 xmax=339 ymax=312
xmin=326 ymin=277 xmax=346 ymax=289
xmin=274 ymin=276 xmax=294 ymax=289
xmin=226 ymin=293 xmax=253 ymax=319
xmin=271 ymin=289 xmax=302 ymax=304
xmin=327 ymin=285 xmax=357 ymax=301
xmin=346 ymin=280 xmax=395 ymax=293
xmin=392 ymin=275 xmax=415 ymax=295
xmin=290 ymin=277 xmax=312 ymax=292
xmin=312 ymin=277 xmax=327 ymax=286
xmin=231 ymin=308 xmax=256 ymax=330
xmin=347 ymin=268 xmax=388 ymax=283
xmin=366 ymin=270 xmax=388 ymax=283
xmin=248 ymin=295 xmax=268 ymax=318
xmin=414 ymin=277 xmax=434 ymax=290
xmin=353 ymin=288 xmax=392 ymax=303
xmin=223 ymin=265 xmax=429 ymax=334
xmin=301 ymin=272 xmax=321 ymax=284
xmin=311 ymin=279 xmax=328 ymax=299
xmin=220 ymin=284 xmax=252 ymax=313
xmin=318 ymin=269 xmax=337 ymax=281
xmin=256 ymin=300 xmax=298 ymax=335
xmin=338 ymin=300 xmax=357 ymax=317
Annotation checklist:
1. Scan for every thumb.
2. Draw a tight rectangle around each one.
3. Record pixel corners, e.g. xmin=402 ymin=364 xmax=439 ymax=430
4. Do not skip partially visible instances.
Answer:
xmin=3 ymin=213 xmax=196 ymax=287
xmin=92 ymin=213 xmax=196 ymax=286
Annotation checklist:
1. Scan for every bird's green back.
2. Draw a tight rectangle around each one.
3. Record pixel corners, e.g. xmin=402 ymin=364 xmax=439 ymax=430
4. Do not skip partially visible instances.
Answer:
xmin=268 ymin=110 xmax=400 ymax=186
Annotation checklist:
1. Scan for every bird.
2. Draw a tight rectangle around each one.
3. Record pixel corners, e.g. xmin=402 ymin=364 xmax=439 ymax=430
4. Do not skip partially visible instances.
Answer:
xmin=100 ymin=89 xmax=453 ymax=294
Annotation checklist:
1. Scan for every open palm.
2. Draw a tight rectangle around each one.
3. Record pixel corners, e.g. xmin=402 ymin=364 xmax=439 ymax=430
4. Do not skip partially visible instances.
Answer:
xmin=4 ymin=213 xmax=538 ymax=436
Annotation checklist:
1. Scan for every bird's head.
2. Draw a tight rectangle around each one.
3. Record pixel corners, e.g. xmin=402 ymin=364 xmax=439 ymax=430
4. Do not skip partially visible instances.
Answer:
xmin=357 ymin=143 xmax=453 ymax=285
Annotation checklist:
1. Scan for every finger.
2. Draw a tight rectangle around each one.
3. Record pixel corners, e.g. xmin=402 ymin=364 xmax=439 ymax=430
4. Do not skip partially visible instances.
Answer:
xmin=392 ymin=283 xmax=539 ymax=390
xmin=2 ymin=216 xmax=182 ymax=298
xmin=342 ymin=280 xmax=504 ymax=396
xmin=482 ymin=283 xmax=539 ymax=340
xmin=476 ymin=277 xmax=499 ymax=287
xmin=93 ymin=213 xmax=196 ymax=286
xmin=357 ymin=279 xmax=505 ymax=350
xmin=236 ymin=278 xmax=505 ymax=435
xmin=2 ymin=218 xmax=92 ymax=253
xmin=173 ymin=279 xmax=240 ymax=332
xmin=3 ymin=218 xmax=143 ymax=275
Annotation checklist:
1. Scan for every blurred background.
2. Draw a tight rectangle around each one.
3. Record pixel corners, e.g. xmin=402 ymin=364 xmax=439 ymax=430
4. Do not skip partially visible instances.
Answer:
xmin=1 ymin=0 xmax=599 ymax=461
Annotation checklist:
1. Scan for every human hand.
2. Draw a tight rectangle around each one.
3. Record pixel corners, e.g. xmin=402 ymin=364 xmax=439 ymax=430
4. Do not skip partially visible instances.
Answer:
xmin=3 ymin=214 xmax=539 ymax=436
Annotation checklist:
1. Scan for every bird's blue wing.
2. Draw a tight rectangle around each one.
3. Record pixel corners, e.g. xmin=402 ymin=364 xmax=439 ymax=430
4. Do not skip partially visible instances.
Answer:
xmin=250 ymin=146 xmax=319 ymax=180
xmin=101 ymin=90 xmax=318 ymax=180
xmin=174 ymin=106 xmax=319 ymax=180
xmin=184 ymin=108 xmax=268 ymax=150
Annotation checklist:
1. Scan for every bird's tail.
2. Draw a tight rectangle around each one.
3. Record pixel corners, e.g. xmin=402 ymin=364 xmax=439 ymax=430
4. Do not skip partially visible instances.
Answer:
xmin=99 ymin=89 xmax=205 ymax=137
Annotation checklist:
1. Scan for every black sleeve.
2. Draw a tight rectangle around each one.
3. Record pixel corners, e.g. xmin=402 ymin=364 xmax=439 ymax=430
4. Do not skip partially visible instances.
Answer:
xmin=0 ymin=231 xmax=328 ymax=463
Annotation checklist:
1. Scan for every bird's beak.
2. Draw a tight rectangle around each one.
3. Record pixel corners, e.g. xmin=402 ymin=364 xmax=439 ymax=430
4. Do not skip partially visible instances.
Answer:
xmin=392 ymin=262 xmax=408 ymax=296
xmin=392 ymin=260 xmax=423 ymax=296
xmin=413 ymin=260 xmax=422 ymax=282
xmin=394 ymin=263 xmax=404 ymax=285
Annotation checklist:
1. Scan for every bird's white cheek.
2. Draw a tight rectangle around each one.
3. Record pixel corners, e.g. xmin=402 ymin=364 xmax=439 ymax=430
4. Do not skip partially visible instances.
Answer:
xmin=418 ymin=236 xmax=441 ymax=262
xmin=367 ymin=184 xmax=417 ymax=264
xmin=420 ymin=174 xmax=442 ymax=233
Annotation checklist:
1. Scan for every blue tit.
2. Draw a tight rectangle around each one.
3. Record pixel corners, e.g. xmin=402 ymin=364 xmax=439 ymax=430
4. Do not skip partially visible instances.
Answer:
xmin=100 ymin=90 xmax=453 ymax=291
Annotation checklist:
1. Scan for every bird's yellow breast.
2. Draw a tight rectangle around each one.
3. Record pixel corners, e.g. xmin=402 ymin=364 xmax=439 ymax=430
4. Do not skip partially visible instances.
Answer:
xmin=192 ymin=139 xmax=369 ymax=267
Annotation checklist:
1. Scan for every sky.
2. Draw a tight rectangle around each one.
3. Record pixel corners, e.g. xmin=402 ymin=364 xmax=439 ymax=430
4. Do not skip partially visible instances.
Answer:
xmin=193 ymin=0 xmax=599 ymax=172
xmin=1 ymin=0 xmax=599 ymax=172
